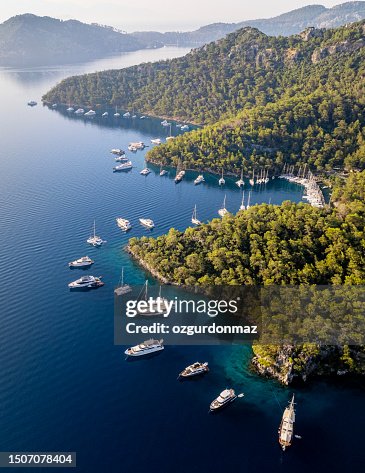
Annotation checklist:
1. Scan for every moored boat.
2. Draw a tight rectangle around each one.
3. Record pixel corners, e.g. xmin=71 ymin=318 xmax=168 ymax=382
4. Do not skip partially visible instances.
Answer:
xmin=194 ymin=174 xmax=205 ymax=185
xmin=139 ymin=218 xmax=155 ymax=229
xmin=151 ymin=138 xmax=162 ymax=145
xmin=179 ymin=362 xmax=209 ymax=378
xmin=102 ymin=112 xmax=108 ymax=117
xmin=27 ymin=100 xmax=37 ymax=106
xmin=113 ymin=161 xmax=133 ymax=172
xmin=140 ymin=168 xmax=151 ymax=175
xmin=111 ymin=148 xmax=125 ymax=155
xmin=236 ymin=169 xmax=245 ymax=188
xmin=68 ymin=275 xmax=104 ymax=289
xmin=218 ymin=195 xmax=229 ymax=217
xmin=84 ymin=109 xmax=96 ymax=116
xmin=278 ymin=395 xmax=296 ymax=451
xmin=219 ymin=169 xmax=225 ymax=186
xmin=210 ymin=389 xmax=237 ymax=411
xmin=192 ymin=205 xmax=201 ymax=225
xmin=86 ymin=220 xmax=106 ymax=247
xmin=116 ymin=218 xmax=132 ymax=232
xmin=68 ymin=256 xmax=94 ymax=268
xmin=125 ymin=339 xmax=164 ymax=357
xmin=74 ymin=108 xmax=84 ymax=115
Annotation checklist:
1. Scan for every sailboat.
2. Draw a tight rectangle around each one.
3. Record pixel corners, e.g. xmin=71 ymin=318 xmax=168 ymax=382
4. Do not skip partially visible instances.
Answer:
xmin=278 ymin=395 xmax=296 ymax=451
xmin=192 ymin=205 xmax=202 ymax=225
xmin=219 ymin=169 xmax=225 ymax=186
xmin=246 ymin=191 xmax=251 ymax=209
xmin=239 ymin=191 xmax=245 ymax=211
xmin=114 ymin=106 xmax=120 ymax=117
xmin=86 ymin=220 xmax=106 ymax=247
xmin=249 ymin=170 xmax=255 ymax=186
xmin=166 ymin=124 xmax=174 ymax=141
xmin=236 ymin=169 xmax=244 ymax=188
xmin=218 ymin=195 xmax=228 ymax=217
xmin=114 ymin=267 xmax=132 ymax=296
xmin=135 ymin=281 xmax=169 ymax=316
xmin=160 ymin=165 xmax=168 ymax=176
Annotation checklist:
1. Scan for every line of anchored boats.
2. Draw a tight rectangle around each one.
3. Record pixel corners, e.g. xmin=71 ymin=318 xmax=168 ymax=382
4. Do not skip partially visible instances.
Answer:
xmin=124 ymin=338 xmax=297 ymax=446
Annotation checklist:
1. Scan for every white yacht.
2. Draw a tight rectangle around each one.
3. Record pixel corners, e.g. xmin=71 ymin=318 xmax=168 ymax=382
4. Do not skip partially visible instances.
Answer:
xmin=111 ymin=148 xmax=124 ymax=155
xmin=68 ymin=256 xmax=94 ymax=268
xmin=128 ymin=145 xmax=137 ymax=152
xmin=66 ymin=107 xmax=74 ymax=112
xmin=130 ymin=142 xmax=145 ymax=149
xmin=161 ymin=120 xmax=170 ymax=126
xmin=249 ymin=170 xmax=255 ymax=186
xmin=179 ymin=362 xmax=209 ymax=378
xmin=194 ymin=174 xmax=205 ymax=185
xmin=151 ymin=139 xmax=162 ymax=145
xmin=68 ymin=275 xmax=104 ymax=289
xmin=140 ymin=168 xmax=151 ymax=175
xmin=218 ymin=195 xmax=229 ymax=217
xmin=125 ymin=339 xmax=164 ymax=357
xmin=181 ymin=125 xmax=189 ymax=131
xmin=115 ymin=155 xmax=128 ymax=162
xmin=246 ymin=191 xmax=252 ymax=209
xmin=278 ymin=395 xmax=296 ymax=451
xmin=116 ymin=218 xmax=132 ymax=232
xmin=102 ymin=112 xmax=108 ymax=117
xmin=123 ymin=112 xmax=131 ymax=118
xmin=113 ymin=161 xmax=133 ymax=172
xmin=210 ymin=389 xmax=237 ymax=411
xmin=160 ymin=167 xmax=168 ymax=176
xmin=86 ymin=220 xmax=106 ymax=247
xmin=236 ymin=169 xmax=245 ymax=188
xmin=27 ymin=100 xmax=37 ymax=106
xmin=175 ymin=170 xmax=185 ymax=183
xmin=84 ymin=109 xmax=96 ymax=116
xmin=75 ymin=108 xmax=85 ymax=115
xmin=140 ymin=115 xmax=146 ymax=119
xmin=219 ymin=169 xmax=225 ymax=186
xmin=52 ymin=103 xmax=58 ymax=108
xmin=192 ymin=205 xmax=201 ymax=226
xmin=139 ymin=218 xmax=155 ymax=229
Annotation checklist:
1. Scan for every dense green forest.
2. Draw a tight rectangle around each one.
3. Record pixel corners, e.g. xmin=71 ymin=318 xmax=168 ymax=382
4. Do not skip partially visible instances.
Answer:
xmin=128 ymin=171 xmax=365 ymax=286
xmin=44 ymin=21 xmax=365 ymax=172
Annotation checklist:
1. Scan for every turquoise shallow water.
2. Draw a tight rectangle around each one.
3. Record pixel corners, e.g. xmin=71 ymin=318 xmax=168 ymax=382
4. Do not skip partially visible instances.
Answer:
xmin=0 ymin=48 xmax=364 ymax=473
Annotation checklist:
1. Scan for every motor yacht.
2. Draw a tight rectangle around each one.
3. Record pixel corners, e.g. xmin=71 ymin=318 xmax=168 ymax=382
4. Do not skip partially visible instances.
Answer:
xmin=27 ymin=100 xmax=37 ymax=106
xmin=140 ymin=168 xmax=151 ymax=175
xmin=179 ymin=362 xmax=209 ymax=378
xmin=113 ymin=161 xmax=133 ymax=172
xmin=139 ymin=218 xmax=155 ymax=229
xmin=210 ymin=389 xmax=237 ymax=411
xmin=125 ymin=339 xmax=164 ymax=357
xmin=116 ymin=218 xmax=132 ymax=232
xmin=194 ymin=174 xmax=205 ymax=185
xmin=68 ymin=275 xmax=104 ymax=289
xmin=68 ymin=256 xmax=94 ymax=268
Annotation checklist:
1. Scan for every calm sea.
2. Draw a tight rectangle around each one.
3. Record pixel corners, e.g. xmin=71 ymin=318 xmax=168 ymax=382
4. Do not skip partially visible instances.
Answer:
xmin=0 ymin=48 xmax=364 ymax=473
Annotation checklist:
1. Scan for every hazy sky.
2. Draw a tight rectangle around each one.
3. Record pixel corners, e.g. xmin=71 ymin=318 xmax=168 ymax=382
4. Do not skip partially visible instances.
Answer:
xmin=0 ymin=0 xmax=348 ymax=31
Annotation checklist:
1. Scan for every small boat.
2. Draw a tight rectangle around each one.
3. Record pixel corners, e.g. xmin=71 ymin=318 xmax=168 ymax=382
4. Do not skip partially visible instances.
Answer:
xmin=66 ymin=107 xmax=74 ymax=112
xmin=125 ymin=339 xmax=164 ymax=357
xmin=74 ymin=108 xmax=85 ymax=115
xmin=239 ymin=191 xmax=245 ymax=211
xmin=140 ymin=115 xmax=146 ymax=119
xmin=218 ymin=195 xmax=228 ymax=217
xmin=166 ymin=136 xmax=174 ymax=141
xmin=115 ymin=155 xmax=128 ymax=162
xmin=123 ymin=112 xmax=131 ymax=118
xmin=139 ymin=218 xmax=155 ymax=229
xmin=176 ymin=124 xmax=182 ymax=128
xmin=246 ymin=191 xmax=252 ymax=210
xmin=102 ymin=112 xmax=108 ymax=117
xmin=128 ymin=145 xmax=138 ymax=152
xmin=161 ymin=120 xmax=170 ymax=126
xmin=278 ymin=395 xmax=296 ymax=451
xmin=116 ymin=218 xmax=132 ymax=232
xmin=179 ymin=362 xmax=209 ymax=378
xmin=84 ymin=109 xmax=96 ymax=116
xmin=151 ymin=139 xmax=162 ymax=145
xmin=210 ymin=389 xmax=237 ymax=411
xmin=160 ymin=165 xmax=168 ymax=176
xmin=111 ymin=148 xmax=125 ymax=155
xmin=135 ymin=282 xmax=169 ymax=316
xmin=194 ymin=174 xmax=205 ymax=185
xmin=175 ymin=170 xmax=185 ymax=183
xmin=114 ymin=106 xmax=120 ymax=117
xmin=68 ymin=275 xmax=104 ymax=289
xmin=113 ymin=161 xmax=133 ymax=172
xmin=236 ymin=169 xmax=245 ymax=188
xmin=86 ymin=220 xmax=106 ymax=247
xmin=192 ymin=205 xmax=201 ymax=226
xmin=140 ymin=168 xmax=151 ymax=175
xmin=52 ymin=103 xmax=58 ymax=108
xmin=68 ymin=256 xmax=94 ymax=268
xmin=181 ymin=124 xmax=189 ymax=131
xmin=114 ymin=267 xmax=132 ymax=296
xmin=219 ymin=169 xmax=225 ymax=186
xmin=132 ymin=115 xmax=137 ymax=119
xmin=249 ymin=170 xmax=255 ymax=186
xmin=27 ymin=100 xmax=37 ymax=106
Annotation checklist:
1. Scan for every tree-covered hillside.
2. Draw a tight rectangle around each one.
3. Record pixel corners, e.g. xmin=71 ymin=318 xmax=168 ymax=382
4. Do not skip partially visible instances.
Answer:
xmin=128 ymin=171 xmax=365 ymax=287
xmin=44 ymin=21 xmax=365 ymax=172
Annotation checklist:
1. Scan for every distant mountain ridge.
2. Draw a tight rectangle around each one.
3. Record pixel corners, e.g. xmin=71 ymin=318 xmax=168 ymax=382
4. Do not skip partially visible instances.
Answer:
xmin=132 ymin=2 xmax=365 ymax=46
xmin=0 ymin=14 xmax=146 ymax=66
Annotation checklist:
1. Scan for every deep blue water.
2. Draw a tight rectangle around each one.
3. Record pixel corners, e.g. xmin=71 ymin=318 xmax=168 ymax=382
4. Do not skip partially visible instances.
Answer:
xmin=0 ymin=48 xmax=364 ymax=473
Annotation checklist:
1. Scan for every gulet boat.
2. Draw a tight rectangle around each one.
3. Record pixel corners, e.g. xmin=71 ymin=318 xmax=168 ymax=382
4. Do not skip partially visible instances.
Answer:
xmin=125 ymin=339 xmax=164 ymax=357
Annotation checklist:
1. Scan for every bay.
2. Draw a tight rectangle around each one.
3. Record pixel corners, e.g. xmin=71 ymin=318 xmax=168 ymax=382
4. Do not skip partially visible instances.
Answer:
xmin=0 ymin=47 xmax=364 ymax=473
